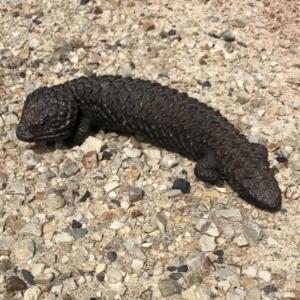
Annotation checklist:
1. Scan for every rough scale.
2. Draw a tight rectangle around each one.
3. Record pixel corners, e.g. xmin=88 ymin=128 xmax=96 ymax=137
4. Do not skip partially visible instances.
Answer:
xmin=16 ymin=75 xmax=282 ymax=211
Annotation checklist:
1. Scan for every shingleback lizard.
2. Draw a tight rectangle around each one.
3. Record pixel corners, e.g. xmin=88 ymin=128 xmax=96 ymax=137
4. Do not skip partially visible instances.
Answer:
xmin=16 ymin=75 xmax=282 ymax=211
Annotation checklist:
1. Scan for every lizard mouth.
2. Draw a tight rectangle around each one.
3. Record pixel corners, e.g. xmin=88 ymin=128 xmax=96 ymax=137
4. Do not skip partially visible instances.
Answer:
xmin=16 ymin=123 xmax=70 ymax=142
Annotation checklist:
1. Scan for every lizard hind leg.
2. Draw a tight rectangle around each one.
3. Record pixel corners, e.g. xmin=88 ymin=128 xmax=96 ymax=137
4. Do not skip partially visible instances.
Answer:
xmin=194 ymin=152 xmax=224 ymax=186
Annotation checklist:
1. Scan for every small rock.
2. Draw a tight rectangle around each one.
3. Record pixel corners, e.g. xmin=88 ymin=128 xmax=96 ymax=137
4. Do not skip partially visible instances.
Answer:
xmin=103 ymin=151 xmax=113 ymax=160
xmin=228 ymin=19 xmax=247 ymax=28
xmin=167 ymin=189 xmax=183 ymax=198
xmin=79 ymin=190 xmax=91 ymax=202
xmin=131 ymin=209 xmax=143 ymax=218
xmin=96 ymin=272 xmax=105 ymax=282
xmin=215 ymin=268 xmax=237 ymax=279
xmin=110 ymin=156 xmax=122 ymax=174
xmin=199 ymin=235 xmax=216 ymax=252
xmin=129 ymin=187 xmax=144 ymax=202
xmin=34 ymin=272 xmax=54 ymax=285
xmin=82 ymin=151 xmax=98 ymax=169
xmin=21 ymin=269 xmax=35 ymax=285
xmin=236 ymin=92 xmax=250 ymax=104
xmin=258 ymin=270 xmax=271 ymax=283
xmin=220 ymin=29 xmax=235 ymax=42
xmin=54 ymin=232 xmax=75 ymax=243
xmin=186 ymin=252 xmax=205 ymax=271
xmin=195 ymin=219 xmax=220 ymax=237
xmin=215 ymin=209 xmax=244 ymax=221
xmin=160 ymin=154 xmax=179 ymax=169
xmin=0 ymin=259 xmax=15 ymax=272
xmin=46 ymin=192 xmax=66 ymax=210
xmin=72 ymin=220 xmax=82 ymax=228
xmin=243 ymin=221 xmax=264 ymax=245
xmin=172 ymin=178 xmax=190 ymax=194
xmin=61 ymin=162 xmax=79 ymax=177
xmin=107 ymin=251 xmax=117 ymax=262
xmin=106 ymin=268 xmax=123 ymax=283
xmin=131 ymin=259 xmax=144 ymax=272
xmin=31 ymin=264 xmax=46 ymax=276
xmin=143 ymin=21 xmax=155 ymax=31
xmin=71 ymin=228 xmax=87 ymax=239
xmin=14 ymin=239 xmax=35 ymax=260
xmin=66 ymin=277 xmax=78 ymax=291
xmin=104 ymin=181 xmax=120 ymax=193
xmin=159 ymin=279 xmax=182 ymax=298
xmin=184 ymin=37 xmax=196 ymax=48
xmin=24 ymin=286 xmax=41 ymax=300
xmin=6 ymin=276 xmax=27 ymax=292
xmin=153 ymin=265 xmax=164 ymax=276
xmin=8 ymin=181 xmax=28 ymax=195
xmin=246 ymin=287 xmax=260 ymax=300
xmin=168 ymin=256 xmax=185 ymax=268
xmin=124 ymin=147 xmax=142 ymax=158
xmin=19 ymin=222 xmax=42 ymax=237
xmin=156 ymin=213 xmax=168 ymax=232
xmin=233 ymin=233 xmax=249 ymax=247
xmin=178 ymin=265 xmax=188 ymax=273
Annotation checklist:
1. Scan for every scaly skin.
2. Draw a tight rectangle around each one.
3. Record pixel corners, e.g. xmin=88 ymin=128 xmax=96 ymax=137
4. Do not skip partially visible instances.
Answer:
xmin=16 ymin=75 xmax=282 ymax=211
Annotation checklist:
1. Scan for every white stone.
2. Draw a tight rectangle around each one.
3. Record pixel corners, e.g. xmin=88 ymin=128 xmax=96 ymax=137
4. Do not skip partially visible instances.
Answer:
xmin=24 ymin=286 xmax=41 ymax=300
xmin=54 ymin=232 xmax=75 ymax=243
xmin=258 ymin=270 xmax=271 ymax=282
xmin=104 ymin=181 xmax=120 ymax=192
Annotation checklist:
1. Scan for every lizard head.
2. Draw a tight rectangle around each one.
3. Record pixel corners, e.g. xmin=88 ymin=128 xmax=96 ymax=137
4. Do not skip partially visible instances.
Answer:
xmin=236 ymin=175 xmax=282 ymax=211
xmin=17 ymin=85 xmax=78 ymax=142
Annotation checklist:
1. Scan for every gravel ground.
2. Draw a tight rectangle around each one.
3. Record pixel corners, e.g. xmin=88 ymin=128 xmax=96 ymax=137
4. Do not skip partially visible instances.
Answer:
xmin=1 ymin=0 xmax=300 ymax=299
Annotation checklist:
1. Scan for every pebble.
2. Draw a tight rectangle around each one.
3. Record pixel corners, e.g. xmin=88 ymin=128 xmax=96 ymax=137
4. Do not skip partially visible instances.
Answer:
xmin=186 ymin=252 xmax=205 ymax=271
xmin=107 ymin=251 xmax=117 ymax=262
xmin=159 ymin=279 xmax=182 ymax=298
xmin=195 ymin=219 xmax=220 ymax=236
xmin=228 ymin=19 xmax=247 ymax=28
xmin=0 ymin=260 xmax=14 ymax=274
xmin=215 ymin=268 xmax=237 ymax=279
xmin=96 ymin=272 xmax=105 ymax=282
xmin=246 ymin=287 xmax=260 ymax=300
xmin=215 ymin=209 xmax=244 ymax=221
xmin=160 ymin=154 xmax=179 ymax=169
xmin=46 ymin=193 xmax=66 ymax=210
xmin=66 ymin=277 xmax=78 ymax=291
xmin=220 ymin=29 xmax=235 ymax=42
xmin=24 ymin=287 xmax=41 ymax=300
xmin=34 ymin=272 xmax=54 ymax=284
xmin=8 ymin=181 xmax=28 ymax=195
xmin=199 ymin=235 xmax=216 ymax=252
xmin=104 ymin=181 xmax=120 ymax=193
xmin=167 ymin=189 xmax=183 ymax=198
xmin=54 ymin=232 xmax=75 ymax=243
xmin=6 ymin=276 xmax=27 ymax=292
xmin=19 ymin=222 xmax=42 ymax=237
xmin=257 ymin=270 xmax=271 ymax=283
xmin=21 ymin=269 xmax=35 ymax=285
xmin=131 ymin=259 xmax=144 ymax=272
xmin=129 ymin=187 xmax=144 ymax=202
xmin=143 ymin=21 xmax=155 ymax=31
xmin=243 ymin=221 xmax=264 ymax=245
xmin=124 ymin=147 xmax=142 ymax=158
xmin=172 ymin=178 xmax=190 ymax=194
xmin=14 ymin=239 xmax=35 ymax=260
xmin=106 ymin=268 xmax=123 ymax=283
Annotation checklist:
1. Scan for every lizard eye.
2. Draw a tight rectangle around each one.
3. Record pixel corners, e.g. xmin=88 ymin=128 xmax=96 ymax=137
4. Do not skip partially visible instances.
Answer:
xmin=39 ymin=121 xmax=46 ymax=127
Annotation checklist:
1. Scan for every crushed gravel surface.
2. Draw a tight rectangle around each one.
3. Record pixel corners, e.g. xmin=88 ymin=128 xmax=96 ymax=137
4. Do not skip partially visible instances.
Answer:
xmin=0 ymin=0 xmax=300 ymax=299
